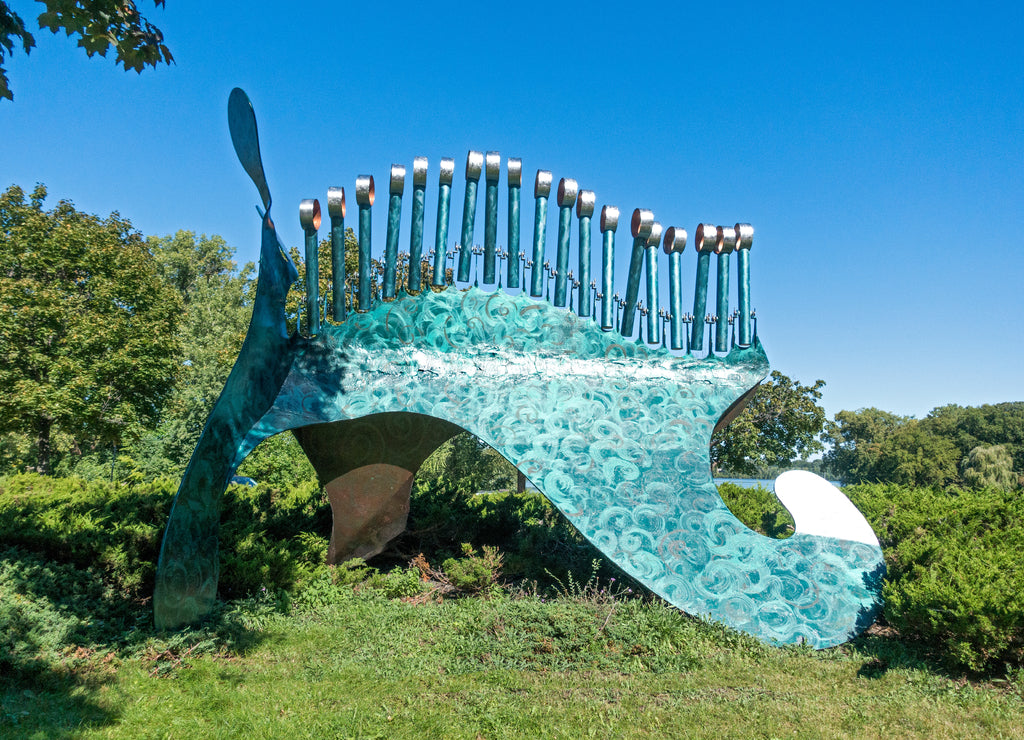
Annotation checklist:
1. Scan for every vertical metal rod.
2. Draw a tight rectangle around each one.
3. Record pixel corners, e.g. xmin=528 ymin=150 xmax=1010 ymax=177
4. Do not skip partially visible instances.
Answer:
xmin=530 ymin=171 xmax=552 ymax=297
xmin=575 ymin=190 xmax=595 ymax=317
xmin=644 ymin=222 xmax=663 ymax=343
xmin=327 ymin=187 xmax=346 ymax=322
xmin=408 ymin=157 xmax=428 ymax=295
xmin=383 ymin=165 xmax=405 ymax=301
xmin=599 ymin=206 xmax=618 ymax=330
xmin=620 ymin=208 xmax=654 ymax=337
xmin=483 ymin=151 xmax=500 ymax=284
xmin=553 ymin=178 xmax=578 ymax=307
xmin=735 ymin=223 xmax=754 ymax=346
xmin=431 ymin=158 xmax=454 ymax=289
xmin=458 ymin=151 xmax=483 ymax=283
xmin=691 ymin=223 xmax=716 ymax=352
xmin=663 ymin=227 xmax=687 ymax=350
xmin=715 ymin=225 xmax=737 ymax=352
xmin=300 ymin=198 xmax=321 ymax=336
xmin=506 ymin=158 xmax=522 ymax=289
xmin=356 ymin=175 xmax=374 ymax=311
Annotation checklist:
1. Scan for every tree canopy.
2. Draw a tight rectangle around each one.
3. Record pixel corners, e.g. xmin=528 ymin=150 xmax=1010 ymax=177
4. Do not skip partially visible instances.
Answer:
xmin=823 ymin=403 xmax=1023 ymax=489
xmin=142 ymin=230 xmax=255 ymax=471
xmin=0 ymin=183 xmax=180 ymax=473
xmin=710 ymin=371 xmax=828 ymax=477
xmin=0 ymin=0 xmax=172 ymax=100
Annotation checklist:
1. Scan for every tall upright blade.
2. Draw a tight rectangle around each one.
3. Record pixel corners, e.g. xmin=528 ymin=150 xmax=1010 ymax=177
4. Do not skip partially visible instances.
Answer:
xmin=228 ymin=88 xmax=272 ymax=211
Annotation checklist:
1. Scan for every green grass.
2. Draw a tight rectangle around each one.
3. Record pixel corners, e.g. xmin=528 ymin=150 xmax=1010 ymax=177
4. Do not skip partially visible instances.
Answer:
xmin=3 ymin=585 xmax=1024 ymax=739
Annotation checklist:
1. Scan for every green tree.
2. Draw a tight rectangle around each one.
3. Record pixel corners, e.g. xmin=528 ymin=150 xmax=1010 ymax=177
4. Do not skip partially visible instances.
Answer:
xmin=876 ymin=420 xmax=960 ymax=488
xmin=0 ymin=183 xmax=180 ymax=473
xmin=961 ymin=444 xmax=1018 ymax=491
xmin=823 ymin=408 xmax=961 ymax=487
xmin=138 ymin=230 xmax=255 ymax=472
xmin=823 ymin=407 xmax=911 ymax=484
xmin=925 ymin=402 xmax=1024 ymax=477
xmin=710 ymin=371 xmax=827 ymax=476
xmin=0 ymin=0 xmax=172 ymax=101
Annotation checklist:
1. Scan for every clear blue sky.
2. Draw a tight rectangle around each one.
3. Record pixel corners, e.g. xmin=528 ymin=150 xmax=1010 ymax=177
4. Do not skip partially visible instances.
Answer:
xmin=3 ymin=0 xmax=1022 ymax=420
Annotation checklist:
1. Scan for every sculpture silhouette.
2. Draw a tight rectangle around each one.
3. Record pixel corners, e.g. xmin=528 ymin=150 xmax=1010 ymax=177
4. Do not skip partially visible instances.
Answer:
xmin=154 ymin=89 xmax=884 ymax=648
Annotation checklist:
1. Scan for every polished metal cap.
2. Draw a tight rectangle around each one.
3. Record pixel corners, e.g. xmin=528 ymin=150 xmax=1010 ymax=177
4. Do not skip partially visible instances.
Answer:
xmin=390 ymin=164 xmax=406 ymax=195
xmin=556 ymin=178 xmax=578 ymax=208
xmin=299 ymin=198 xmax=321 ymax=232
xmin=695 ymin=223 xmax=717 ymax=252
xmin=735 ymin=223 xmax=754 ymax=250
xmin=535 ymin=170 xmax=552 ymax=198
xmin=600 ymin=205 xmax=619 ymax=232
xmin=631 ymin=208 xmax=654 ymax=239
xmin=576 ymin=190 xmax=595 ymax=218
xmin=327 ymin=187 xmax=346 ymax=220
xmin=412 ymin=157 xmax=428 ymax=187
xmin=485 ymin=151 xmax=501 ymax=182
xmin=507 ymin=158 xmax=522 ymax=187
xmin=716 ymin=225 xmax=737 ymax=255
xmin=663 ymin=226 xmax=687 ymax=254
xmin=439 ymin=157 xmax=455 ymax=186
xmin=645 ymin=222 xmax=663 ymax=248
xmin=356 ymin=175 xmax=375 ymax=206
xmin=466 ymin=151 xmax=484 ymax=181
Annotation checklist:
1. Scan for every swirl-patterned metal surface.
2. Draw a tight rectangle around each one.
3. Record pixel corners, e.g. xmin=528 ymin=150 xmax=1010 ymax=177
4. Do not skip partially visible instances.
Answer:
xmin=156 ymin=282 xmax=883 ymax=647
xmin=153 ymin=88 xmax=883 ymax=648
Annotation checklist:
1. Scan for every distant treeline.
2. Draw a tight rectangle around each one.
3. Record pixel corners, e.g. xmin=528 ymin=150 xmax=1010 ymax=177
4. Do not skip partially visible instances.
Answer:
xmin=719 ymin=402 xmax=1023 ymax=492
xmin=822 ymin=404 xmax=1023 ymax=490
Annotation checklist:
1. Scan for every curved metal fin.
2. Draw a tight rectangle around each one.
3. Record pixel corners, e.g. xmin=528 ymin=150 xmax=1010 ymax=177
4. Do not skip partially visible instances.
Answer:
xmin=228 ymin=88 xmax=272 ymax=211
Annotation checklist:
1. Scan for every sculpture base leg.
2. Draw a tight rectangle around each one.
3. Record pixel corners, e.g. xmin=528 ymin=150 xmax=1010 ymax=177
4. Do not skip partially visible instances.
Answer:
xmin=292 ymin=413 xmax=463 ymax=565
xmin=325 ymin=463 xmax=414 ymax=563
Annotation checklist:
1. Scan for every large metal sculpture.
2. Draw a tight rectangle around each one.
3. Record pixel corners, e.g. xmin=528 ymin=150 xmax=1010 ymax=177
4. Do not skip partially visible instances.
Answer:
xmin=154 ymin=89 xmax=884 ymax=648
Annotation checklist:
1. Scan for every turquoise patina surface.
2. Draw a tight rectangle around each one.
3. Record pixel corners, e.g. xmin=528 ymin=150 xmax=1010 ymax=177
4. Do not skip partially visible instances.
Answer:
xmin=153 ymin=89 xmax=884 ymax=648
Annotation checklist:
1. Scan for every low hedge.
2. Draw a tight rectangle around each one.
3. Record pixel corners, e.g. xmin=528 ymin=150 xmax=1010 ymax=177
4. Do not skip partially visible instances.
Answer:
xmin=2 ymin=474 xmax=1023 ymax=674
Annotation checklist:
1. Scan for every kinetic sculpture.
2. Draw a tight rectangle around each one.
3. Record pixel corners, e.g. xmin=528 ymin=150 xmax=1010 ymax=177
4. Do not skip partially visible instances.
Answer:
xmin=154 ymin=89 xmax=884 ymax=648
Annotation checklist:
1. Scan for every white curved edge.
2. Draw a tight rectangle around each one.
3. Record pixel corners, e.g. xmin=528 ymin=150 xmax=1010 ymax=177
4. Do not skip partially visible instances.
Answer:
xmin=773 ymin=470 xmax=880 ymax=548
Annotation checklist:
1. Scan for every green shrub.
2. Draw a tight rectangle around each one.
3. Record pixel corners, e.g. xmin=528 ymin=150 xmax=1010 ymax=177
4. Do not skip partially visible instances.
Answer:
xmin=402 ymin=481 xmax=629 ymax=592
xmin=847 ymin=483 xmax=1024 ymax=672
xmin=441 ymin=544 xmax=504 ymax=593
xmin=717 ymin=482 xmax=794 ymax=539
xmin=362 ymin=566 xmax=426 ymax=599
xmin=217 ymin=479 xmax=331 ymax=598
xmin=0 ymin=474 xmax=174 ymax=599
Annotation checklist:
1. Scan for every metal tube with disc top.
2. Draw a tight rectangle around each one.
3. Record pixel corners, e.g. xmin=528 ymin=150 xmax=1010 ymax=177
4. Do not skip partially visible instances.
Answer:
xmin=530 ymin=171 xmax=551 ymax=297
xmin=408 ymin=158 xmax=427 ymax=294
xmin=356 ymin=175 xmax=374 ymax=311
xmin=691 ymin=223 xmax=715 ymax=352
xmin=620 ymin=208 xmax=653 ymax=337
xmin=715 ymin=225 xmax=737 ymax=352
xmin=644 ymin=222 xmax=663 ymax=343
xmin=506 ymin=158 xmax=522 ymax=289
xmin=483 ymin=151 xmax=500 ymax=284
xmin=383 ymin=165 xmax=405 ymax=301
xmin=300 ymin=198 xmax=321 ymax=335
xmin=328 ymin=187 xmax=346 ymax=321
xmin=554 ymin=178 xmax=578 ymax=307
xmin=663 ymin=226 xmax=687 ymax=350
xmin=576 ymin=190 xmax=595 ymax=317
xmin=735 ymin=223 xmax=754 ymax=346
xmin=600 ymin=206 xmax=618 ymax=330
xmin=431 ymin=158 xmax=454 ymax=290
xmin=458 ymin=151 xmax=483 ymax=283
